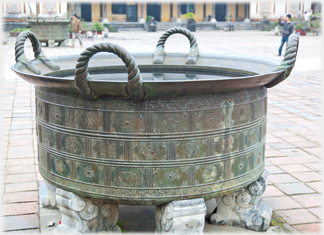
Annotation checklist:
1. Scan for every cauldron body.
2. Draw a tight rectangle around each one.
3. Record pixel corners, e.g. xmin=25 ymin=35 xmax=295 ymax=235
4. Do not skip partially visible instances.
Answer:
xmin=36 ymin=85 xmax=266 ymax=206
xmin=12 ymin=28 xmax=299 ymax=207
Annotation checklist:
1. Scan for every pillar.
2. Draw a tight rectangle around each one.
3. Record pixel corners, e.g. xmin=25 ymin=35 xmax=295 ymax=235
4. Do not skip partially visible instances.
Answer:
xmin=176 ymin=3 xmax=181 ymax=22
xmin=244 ymin=3 xmax=251 ymax=22
xmin=139 ymin=3 xmax=145 ymax=23
xmin=210 ymin=3 xmax=216 ymax=22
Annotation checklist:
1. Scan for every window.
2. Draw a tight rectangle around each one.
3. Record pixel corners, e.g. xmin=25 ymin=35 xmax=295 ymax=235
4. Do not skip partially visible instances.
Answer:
xmin=180 ymin=3 xmax=195 ymax=14
xmin=112 ymin=3 xmax=126 ymax=14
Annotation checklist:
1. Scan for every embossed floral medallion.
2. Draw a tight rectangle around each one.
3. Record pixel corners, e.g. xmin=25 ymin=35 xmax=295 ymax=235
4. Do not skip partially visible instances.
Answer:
xmin=165 ymin=171 xmax=177 ymax=182
xmin=66 ymin=137 xmax=78 ymax=154
xmin=122 ymin=118 xmax=133 ymax=130
xmin=142 ymin=144 xmax=158 ymax=159
xmin=84 ymin=167 xmax=94 ymax=178
xmin=55 ymin=159 xmax=65 ymax=174
xmin=185 ymin=141 xmax=199 ymax=158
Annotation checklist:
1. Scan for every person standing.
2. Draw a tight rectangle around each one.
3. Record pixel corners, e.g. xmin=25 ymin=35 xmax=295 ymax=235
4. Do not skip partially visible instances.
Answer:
xmin=303 ymin=9 xmax=313 ymax=31
xmin=277 ymin=14 xmax=294 ymax=56
xmin=71 ymin=14 xmax=83 ymax=48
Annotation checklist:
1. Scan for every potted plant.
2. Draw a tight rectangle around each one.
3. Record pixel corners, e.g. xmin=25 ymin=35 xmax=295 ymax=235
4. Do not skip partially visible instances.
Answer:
xmin=146 ymin=15 xmax=157 ymax=32
xmin=93 ymin=22 xmax=104 ymax=35
xmin=184 ymin=12 xmax=196 ymax=32
xmin=311 ymin=18 xmax=321 ymax=35
xmin=80 ymin=18 xmax=88 ymax=34
xmin=260 ymin=14 xmax=270 ymax=31
xmin=295 ymin=23 xmax=306 ymax=36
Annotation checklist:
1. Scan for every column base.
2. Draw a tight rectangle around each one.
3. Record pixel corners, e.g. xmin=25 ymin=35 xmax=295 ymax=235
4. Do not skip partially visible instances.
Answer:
xmin=139 ymin=18 xmax=145 ymax=23
xmin=176 ymin=18 xmax=182 ymax=23
xmin=210 ymin=170 xmax=272 ymax=232
xmin=156 ymin=198 xmax=206 ymax=233
xmin=210 ymin=18 xmax=217 ymax=23
xmin=54 ymin=188 xmax=121 ymax=233
xmin=244 ymin=18 xmax=251 ymax=22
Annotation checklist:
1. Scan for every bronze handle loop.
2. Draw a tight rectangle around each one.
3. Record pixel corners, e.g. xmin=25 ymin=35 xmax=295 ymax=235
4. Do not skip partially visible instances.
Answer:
xmin=153 ymin=27 xmax=199 ymax=65
xmin=15 ymin=31 xmax=60 ymax=74
xmin=266 ymin=33 xmax=299 ymax=88
xmin=75 ymin=42 xmax=145 ymax=101
xmin=36 ymin=17 xmax=45 ymax=24
xmin=53 ymin=16 xmax=62 ymax=21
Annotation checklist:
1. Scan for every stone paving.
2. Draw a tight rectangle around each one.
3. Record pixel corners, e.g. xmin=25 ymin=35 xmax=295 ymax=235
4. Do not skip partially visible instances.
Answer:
xmin=1 ymin=30 xmax=322 ymax=234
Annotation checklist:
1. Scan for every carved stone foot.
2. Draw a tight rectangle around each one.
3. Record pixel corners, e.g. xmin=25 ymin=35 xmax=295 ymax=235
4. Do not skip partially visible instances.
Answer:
xmin=42 ymin=181 xmax=58 ymax=209
xmin=54 ymin=188 xmax=121 ymax=234
xmin=155 ymin=198 xmax=206 ymax=234
xmin=210 ymin=170 xmax=272 ymax=232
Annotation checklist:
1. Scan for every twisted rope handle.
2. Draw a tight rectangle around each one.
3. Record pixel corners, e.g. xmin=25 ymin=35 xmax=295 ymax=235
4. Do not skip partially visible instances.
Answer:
xmin=15 ymin=30 xmax=42 ymax=62
xmin=153 ymin=27 xmax=199 ymax=64
xmin=266 ymin=33 xmax=299 ymax=88
xmin=75 ymin=42 xmax=145 ymax=101
xmin=156 ymin=27 xmax=198 ymax=49
xmin=15 ymin=31 xmax=60 ymax=74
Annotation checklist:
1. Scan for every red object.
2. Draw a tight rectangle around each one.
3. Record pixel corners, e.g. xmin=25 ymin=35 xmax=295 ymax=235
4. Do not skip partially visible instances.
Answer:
xmin=296 ymin=29 xmax=306 ymax=36
xmin=97 ymin=32 xmax=102 ymax=35
xmin=59 ymin=221 xmax=61 ymax=224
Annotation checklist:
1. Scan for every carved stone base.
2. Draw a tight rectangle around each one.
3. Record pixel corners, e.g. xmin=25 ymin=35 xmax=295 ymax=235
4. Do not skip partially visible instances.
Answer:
xmin=210 ymin=170 xmax=272 ymax=232
xmin=54 ymin=188 xmax=121 ymax=234
xmin=155 ymin=198 xmax=206 ymax=234
xmin=42 ymin=181 xmax=58 ymax=209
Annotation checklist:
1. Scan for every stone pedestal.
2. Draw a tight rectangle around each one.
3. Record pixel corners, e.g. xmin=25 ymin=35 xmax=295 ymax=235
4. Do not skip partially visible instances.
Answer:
xmin=210 ymin=170 xmax=272 ymax=232
xmin=54 ymin=188 xmax=121 ymax=234
xmin=48 ymin=40 xmax=55 ymax=48
xmin=42 ymin=181 xmax=58 ymax=209
xmin=155 ymin=198 xmax=206 ymax=233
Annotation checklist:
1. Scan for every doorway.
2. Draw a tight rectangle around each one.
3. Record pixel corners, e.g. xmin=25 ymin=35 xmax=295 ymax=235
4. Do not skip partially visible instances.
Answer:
xmin=147 ymin=3 xmax=161 ymax=22
xmin=81 ymin=3 xmax=92 ymax=22
xmin=126 ymin=4 xmax=138 ymax=22
xmin=215 ymin=3 xmax=227 ymax=22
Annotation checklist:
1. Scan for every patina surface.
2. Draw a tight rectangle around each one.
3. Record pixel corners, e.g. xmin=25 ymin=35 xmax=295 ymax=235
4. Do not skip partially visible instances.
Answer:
xmin=27 ymin=16 xmax=70 ymax=45
xmin=12 ymin=29 xmax=299 ymax=207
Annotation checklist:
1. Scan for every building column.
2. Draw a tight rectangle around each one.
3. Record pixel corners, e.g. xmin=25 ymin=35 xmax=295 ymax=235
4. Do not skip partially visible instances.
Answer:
xmin=244 ymin=3 xmax=251 ymax=22
xmin=176 ymin=3 xmax=181 ymax=22
xmin=102 ymin=2 xmax=109 ymax=23
xmin=139 ymin=3 xmax=145 ymax=23
xmin=210 ymin=3 xmax=216 ymax=22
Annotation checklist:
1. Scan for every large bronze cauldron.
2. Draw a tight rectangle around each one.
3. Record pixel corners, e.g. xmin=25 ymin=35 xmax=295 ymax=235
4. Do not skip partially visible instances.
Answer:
xmin=12 ymin=28 xmax=299 ymax=233
xmin=27 ymin=16 xmax=70 ymax=46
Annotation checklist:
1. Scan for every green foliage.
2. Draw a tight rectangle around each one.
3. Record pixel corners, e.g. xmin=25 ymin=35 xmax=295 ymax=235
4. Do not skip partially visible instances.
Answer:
xmin=93 ymin=22 xmax=104 ymax=32
xmin=116 ymin=219 xmax=129 ymax=233
xmin=184 ymin=12 xmax=195 ymax=20
xmin=103 ymin=23 xmax=116 ymax=32
xmin=311 ymin=13 xmax=321 ymax=17
xmin=10 ymin=28 xmax=30 ymax=32
xmin=291 ymin=17 xmax=297 ymax=22
xmin=68 ymin=24 xmax=72 ymax=33
xmin=146 ymin=15 xmax=154 ymax=23
xmin=80 ymin=18 xmax=88 ymax=31
xmin=295 ymin=23 xmax=305 ymax=30
xmin=272 ymin=21 xmax=279 ymax=27
xmin=312 ymin=18 xmax=321 ymax=29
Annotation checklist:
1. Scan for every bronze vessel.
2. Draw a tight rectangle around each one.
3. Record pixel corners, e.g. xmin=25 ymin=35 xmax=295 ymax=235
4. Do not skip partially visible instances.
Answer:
xmin=12 ymin=28 xmax=299 ymax=207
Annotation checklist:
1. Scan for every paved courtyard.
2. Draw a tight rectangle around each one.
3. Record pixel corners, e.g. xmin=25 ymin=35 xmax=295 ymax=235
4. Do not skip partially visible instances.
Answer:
xmin=1 ymin=30 xmax=322 ymax=234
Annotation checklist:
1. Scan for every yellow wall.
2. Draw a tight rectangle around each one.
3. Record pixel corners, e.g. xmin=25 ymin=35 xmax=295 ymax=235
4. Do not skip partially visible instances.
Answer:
xmin=172 ymin=3 xmax=177 ymax=19
xmin=205 ymin=3 xmax=213 ymax=18
xmin=161 ymin=2 xmax=170 ymax=22
xmin=137 ymin=3 xmax=147 ymax=20
xmin=227 ymin=3 xmax=236 ymax=21
xmin=194 ymin=3 xmax=204 ymax=22
xmin=107 ymin=3 xmax=112 ymax=21
xmin=91 ymin=3 xmax=100 ymax=22
xmin=238 ymin=3 xmax=245 ymax=19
